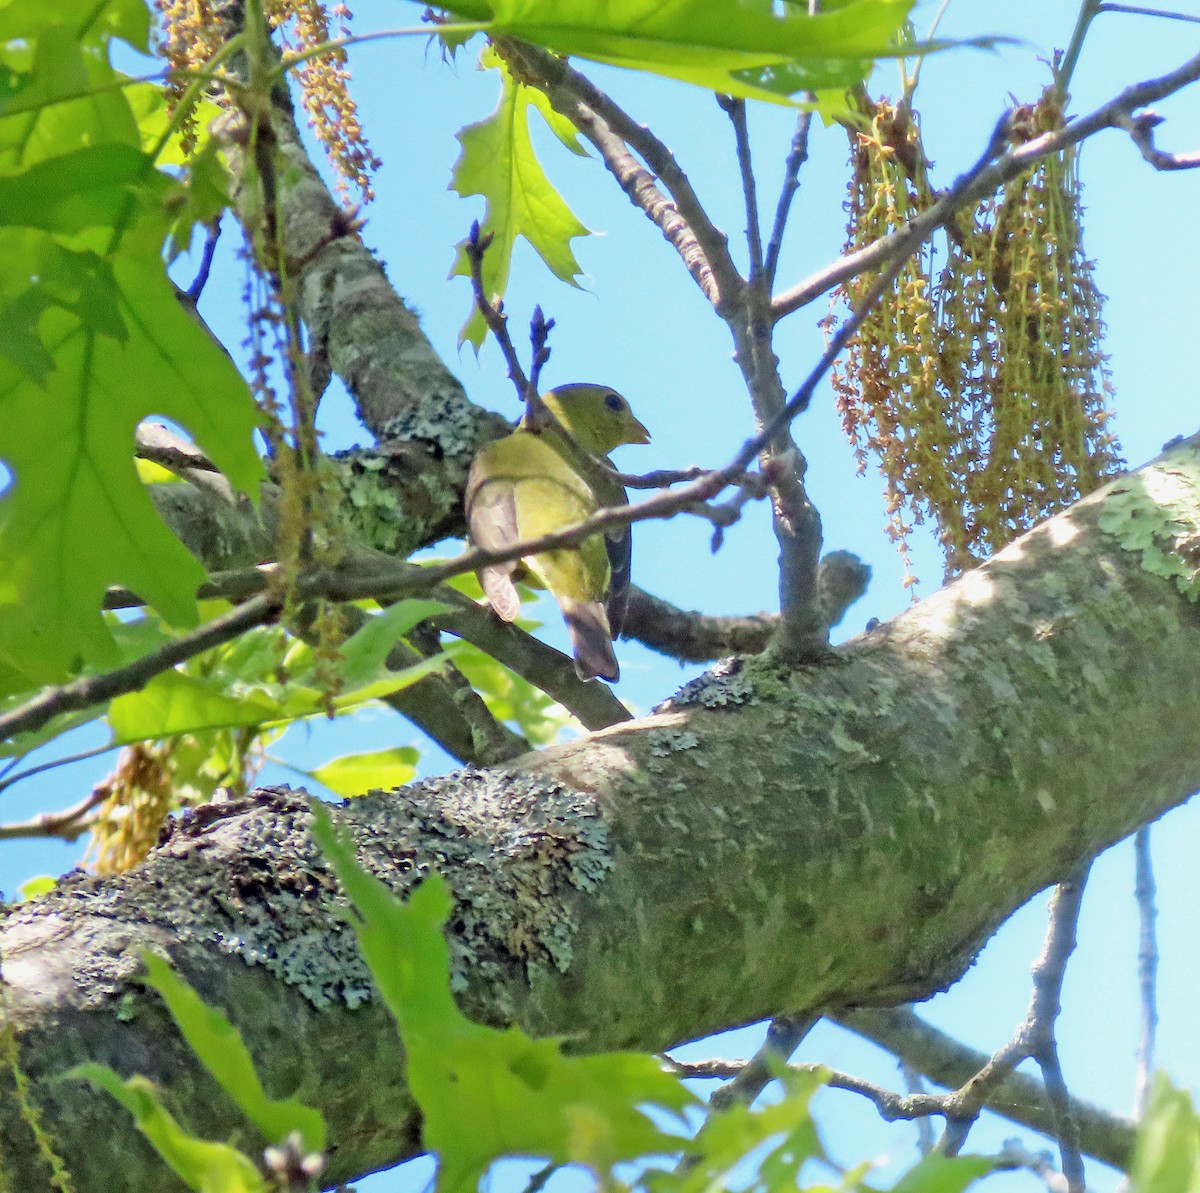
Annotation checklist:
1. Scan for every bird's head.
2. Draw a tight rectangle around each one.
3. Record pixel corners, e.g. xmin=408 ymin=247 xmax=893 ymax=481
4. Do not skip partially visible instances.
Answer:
xmin=539 ymin=383 xmax=651 ymax=455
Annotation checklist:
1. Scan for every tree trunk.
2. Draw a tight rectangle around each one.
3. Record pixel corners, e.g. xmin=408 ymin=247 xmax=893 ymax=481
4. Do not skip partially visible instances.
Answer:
xmin=3 ymin=441 xmax=1198 ymax=1191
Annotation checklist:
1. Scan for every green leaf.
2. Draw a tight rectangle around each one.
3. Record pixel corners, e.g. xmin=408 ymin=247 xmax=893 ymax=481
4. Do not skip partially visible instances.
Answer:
xmin=0 ymin=5 xmax=258 ymax=689
xmin=0 ymin=143 xmax=154 ymax=233
xmin=433 ymin=0 xmax=920 ymax=104
xmin=452 ymin=641 xmax=568 ymax=746
xmin=0 ymin=27 xmax=140 ymax=166
xmin=0 ymin=220 xmax=263 ymax=690
xmin=449 ymin=45 xmax=590 ymax=350
xmin=0 ymin=234 xmax=124 ymax=382
xmin=647 ymin=1064 xmax=825 ymax=1193
xmin=1130 ymin=1073 xmax=1200 ymax=1193
xmin=887 ymin=1153 xmax=993 ymax=1193
xmin=164 ymin=138 xmax=231 ymax=262
xmin=309 ymin=746 xmax=420 ymax=798
xmin=69 ymin=1064 xmax=267 ymax=1193
xmin=336 ymin=599 xmax=450 ymax=690
xmin=140 ymin=951 xmax=326 ymax=1154
xmin=127 ymin=82 xmax=233 ymax=259
xmin=107 ymin=670 xmax=279 ymax=743
xmin=104 ymin=609 xmax=458 ymax=748
xmin=17 ymin=874 xmax=57 ymax=900
xmin=0 ymin=0 xmax=150 ymax=52
xmin=308 ymin=803 xmax=697 ymax=1192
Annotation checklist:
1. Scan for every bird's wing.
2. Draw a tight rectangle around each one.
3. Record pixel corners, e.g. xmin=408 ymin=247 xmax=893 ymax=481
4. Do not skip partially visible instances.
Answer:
xmin=604 ymin=521 xmax=632 ymax=639
xmin=465 ymin=449 xmax=524 ymax=622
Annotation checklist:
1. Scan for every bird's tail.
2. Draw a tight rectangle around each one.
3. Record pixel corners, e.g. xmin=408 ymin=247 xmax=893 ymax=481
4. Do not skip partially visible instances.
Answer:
xmin=559 ymin=598 xmax=619 ymax=682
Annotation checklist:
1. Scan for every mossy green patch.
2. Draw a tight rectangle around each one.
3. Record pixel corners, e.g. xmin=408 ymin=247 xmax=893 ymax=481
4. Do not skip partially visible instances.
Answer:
xmin=1098 ymin=449 xmax=1200 ymax=601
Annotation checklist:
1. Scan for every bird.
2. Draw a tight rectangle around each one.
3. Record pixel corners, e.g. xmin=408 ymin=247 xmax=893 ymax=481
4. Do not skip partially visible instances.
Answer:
xmin=465 ymin=383 xmax=651 ymax=682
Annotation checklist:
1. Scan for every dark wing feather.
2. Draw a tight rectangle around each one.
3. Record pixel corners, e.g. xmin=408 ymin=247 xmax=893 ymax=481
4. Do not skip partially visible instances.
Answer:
xmin=604 ymin=524 xmax=632 ymax=639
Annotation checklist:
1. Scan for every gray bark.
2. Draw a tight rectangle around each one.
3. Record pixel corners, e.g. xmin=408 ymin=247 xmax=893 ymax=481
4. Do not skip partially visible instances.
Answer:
xmin=3 ymin=439 xmax=1199 ymax=1190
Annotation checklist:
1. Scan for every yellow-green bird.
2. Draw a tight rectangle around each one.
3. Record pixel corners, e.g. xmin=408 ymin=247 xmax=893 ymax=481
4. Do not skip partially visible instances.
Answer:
xmin=465 ymin=383 xmax=651 ymax=682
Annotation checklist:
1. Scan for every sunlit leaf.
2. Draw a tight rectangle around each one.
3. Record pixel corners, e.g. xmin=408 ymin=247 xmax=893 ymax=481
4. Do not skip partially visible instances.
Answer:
xmin=107 ymin=670 xmax=279 ymax=743
xmin=0 ymin=143 xmax=152 ymax=233
xmin=1130 ymin=1073 xmax=1200 ymax=1193
xmin=69 ymin=1064 xmax=267 ymax=1193
xmin=0 ymin=4 xmax=259 ymax=691
xmin=887 ymin=1152 xmax=993 ymax=1193
xmin=646 ymin=1063 xmax=825 ymax=1193
xmin=309 ymin=746 xmax=421 ymax=797
xmin=0 ymin=227 xmax=263 ymax=690
xmin=309 ymin=804 xmax=697 ymax=1192
xmin=141 ymin=951 xmax=326 ymax=1154
xmin=336 ymin=599 xmax=449 ymax=690
xmin=432 ymin=0 xmax=921 ymax=104
xmin=449 ymin=45 xmax=590 ymax=349
xmin=17 ymin=874 xmax=57 ymax=900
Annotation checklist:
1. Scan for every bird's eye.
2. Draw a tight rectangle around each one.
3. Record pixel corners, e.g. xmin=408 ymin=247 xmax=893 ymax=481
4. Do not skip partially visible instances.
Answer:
xmin=604 ymin=392 xmax=624 ymax=412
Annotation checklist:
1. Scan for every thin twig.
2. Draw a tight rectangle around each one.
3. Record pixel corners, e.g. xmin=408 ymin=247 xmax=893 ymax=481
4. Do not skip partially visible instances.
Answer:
xmin=0 ymin=743 xmax=121 ymax=798
xmin=185 ymin=217 xmax=223 ymax=305
xmin=836 ymin=1007 xmax=1135 ymax=1172
xmin=763 ymin=109 xmax=814 ymax=291
xmin=708 ymin=1014 xmax=817 ymax=1112
xmin=996 ymin=1141 xmax=1070 ymax=1193
xmin=464 ymin=221 xmax=532 ymax=403
xmin=720 ymin=96 xmax=764 ymax=284
xmin=936 ymin=865 xmax=1091 ymax=1193
xmin=899 ymin=1059 xmax=936 ymax=1155
xmin=1054 ymin=0 xmax=1103 ymax=102
xmin=1114 ymin=109 xmax=1200 ymax=170
xmin=1133 ymin=825 xmax=1159 ymax=1116
xmin=0 ymin=788 xmax=108 ymax=842
xmin=0 ymin=595 xmax=281 ymax=743
xmin=1028 ymin=869 xmax=1090 ymax=1193
xmin=667 ymin=1055 xmax=950 ymax=1122
xmin=773 ymin=47 xmax=1200 ymax=319
xmin=135 ymin=423 xmax=218 ymax=475
xmin=527 ymin=305 xmax=555 ymax=397
xmin=1097 ymin=2 xmax=1200 ymax=22
xmin=671 ymin=1014 xmax=816 ymax=1179
xmin=518 ymin=1164 xmax=559 ymax=1193
xmin=613 ymin=464 xmax=709 ymax=490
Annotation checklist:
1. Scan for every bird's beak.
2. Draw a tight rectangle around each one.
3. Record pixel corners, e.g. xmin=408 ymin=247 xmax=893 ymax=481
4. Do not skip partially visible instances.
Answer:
xmin=628 ymin=417 xmax=652 ymax=445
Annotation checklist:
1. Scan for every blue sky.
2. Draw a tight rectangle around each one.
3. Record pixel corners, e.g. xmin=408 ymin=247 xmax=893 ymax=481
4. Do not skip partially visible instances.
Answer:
xmin=4 ymin=1 xmax=1200 ymax=1189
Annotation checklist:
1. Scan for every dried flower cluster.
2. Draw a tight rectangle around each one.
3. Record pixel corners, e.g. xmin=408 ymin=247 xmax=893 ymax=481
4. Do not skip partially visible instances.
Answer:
xmin=89 ymin=733 xmax=262 ymax=874
xmin=155 ymin=0 xmax=380 ymax=199
xmin=830 ymin=91 xmax=1122 ymax=582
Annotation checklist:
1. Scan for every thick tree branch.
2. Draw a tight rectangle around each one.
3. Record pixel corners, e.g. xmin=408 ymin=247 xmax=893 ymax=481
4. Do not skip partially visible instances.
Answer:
xmin=620 ymin=548 xmax=869 ymax=664
xmin=622 ymin=587 xmax=778 ymax=661
xmin=494 ymin=39 xmax=744 ymax=314
xmin=211 ymin=20 xmax=509 ymax=555
xmin=2 ymin=440 xmax=1197 ymax=1189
